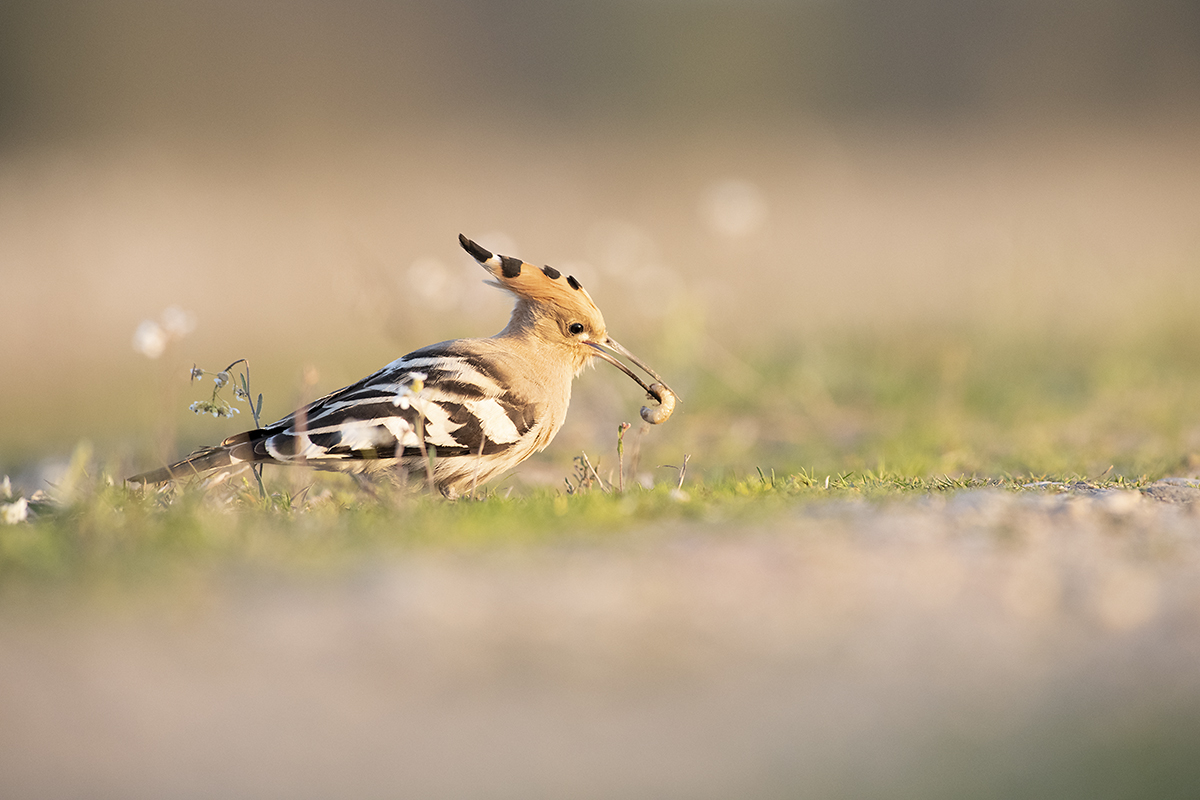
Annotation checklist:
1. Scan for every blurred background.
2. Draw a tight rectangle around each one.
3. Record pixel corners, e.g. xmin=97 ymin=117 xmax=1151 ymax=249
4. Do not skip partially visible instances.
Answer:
xmin=1 ymin=0 xmax=1199 ymax=480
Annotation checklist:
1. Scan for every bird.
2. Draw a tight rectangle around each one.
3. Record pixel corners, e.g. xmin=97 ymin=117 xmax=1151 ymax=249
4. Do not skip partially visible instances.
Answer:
xmin=130 ymin=234 xmax=677 ymax=497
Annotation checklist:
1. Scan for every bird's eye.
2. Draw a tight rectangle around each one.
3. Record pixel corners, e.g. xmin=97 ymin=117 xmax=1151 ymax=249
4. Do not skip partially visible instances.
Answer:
xmin=568 ymin=322 xmax=585 ymax=336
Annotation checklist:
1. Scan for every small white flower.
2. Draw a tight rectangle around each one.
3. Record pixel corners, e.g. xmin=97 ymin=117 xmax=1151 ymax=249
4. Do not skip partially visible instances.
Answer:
xmin=132 ymin=320 xmax=168 ymax=359
xmin=392 ymin=373 xmax=427 ymax=408
xmin=2 ymin=496 xmax=28 ymax=525
xmin=189 ymin=366 xmax=205 ymax=381
xmin=214 ymin=372 xmax=230 ymax=389
xmin=233 ymin=384 xmax=249 ymax=402
xmin=191 ymin=400 xmax=232 ymax=417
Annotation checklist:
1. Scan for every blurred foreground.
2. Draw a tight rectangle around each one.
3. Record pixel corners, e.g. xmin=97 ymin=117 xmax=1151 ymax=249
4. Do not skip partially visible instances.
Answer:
xmin=3 ymin=485 xmax=1200 ymax=798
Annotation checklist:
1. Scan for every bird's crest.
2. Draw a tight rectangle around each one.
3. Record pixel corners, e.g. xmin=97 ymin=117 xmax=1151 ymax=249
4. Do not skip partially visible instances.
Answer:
xmin=459 ymin=234 xmax=600 ymax=320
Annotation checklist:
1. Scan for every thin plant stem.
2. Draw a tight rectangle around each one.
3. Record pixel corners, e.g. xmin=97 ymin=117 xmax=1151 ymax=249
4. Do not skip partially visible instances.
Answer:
xmin=617 ymin=422 xmax=630 ymax=494
xmin=579 ymin=451 xmax=609 ymax=493
xmin=224 ymin=358 xmax=266 ymax=498
xmin=414 ymin=413 xmax=436 ymax=495
xmin=470 ymin=434 xmax=485 ymax=499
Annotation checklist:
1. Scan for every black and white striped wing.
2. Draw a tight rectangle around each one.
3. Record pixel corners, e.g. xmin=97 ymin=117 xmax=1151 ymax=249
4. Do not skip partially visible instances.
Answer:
xmin=233 ymin=344 xmax=538 ymax=466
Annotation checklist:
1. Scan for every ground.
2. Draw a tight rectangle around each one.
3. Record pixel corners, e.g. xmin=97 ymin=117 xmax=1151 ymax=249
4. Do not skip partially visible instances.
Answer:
xmin=2 ymin=479 xmax=1200 ymax=798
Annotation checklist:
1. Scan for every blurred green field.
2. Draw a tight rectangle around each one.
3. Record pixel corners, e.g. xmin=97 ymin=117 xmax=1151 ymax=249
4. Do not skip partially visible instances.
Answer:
xmin=3 ymin=122 xmax=1199 ymax=485
xmin=8 ymin=317 xmax=1200 ymax=500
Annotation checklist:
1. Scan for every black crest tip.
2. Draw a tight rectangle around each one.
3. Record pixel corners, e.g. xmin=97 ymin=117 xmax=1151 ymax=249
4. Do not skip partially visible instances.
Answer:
xmin=500 ymin=255 xmax=523 ymax=278
xmin=458 ymin=234 xmax=493 ymax=263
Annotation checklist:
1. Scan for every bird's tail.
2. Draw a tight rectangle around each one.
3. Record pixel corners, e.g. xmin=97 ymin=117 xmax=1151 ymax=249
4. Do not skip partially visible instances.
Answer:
xmin=128 ymin=431 xmax=268 ymax=484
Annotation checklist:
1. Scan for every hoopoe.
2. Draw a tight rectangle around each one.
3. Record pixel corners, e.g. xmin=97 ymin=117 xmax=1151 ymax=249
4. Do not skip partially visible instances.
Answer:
xmin=131 ymin=234 xmax=676 ymax=497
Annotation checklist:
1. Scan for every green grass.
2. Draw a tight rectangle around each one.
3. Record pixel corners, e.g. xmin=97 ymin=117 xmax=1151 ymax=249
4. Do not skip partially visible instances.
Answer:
xmin=0 ymin=456 xmax=1160 ymax=582
xmin=4 ymin=323 xmax=1199 ymax=580
xmin=676 ymin=323 xmax=1200 ymax=479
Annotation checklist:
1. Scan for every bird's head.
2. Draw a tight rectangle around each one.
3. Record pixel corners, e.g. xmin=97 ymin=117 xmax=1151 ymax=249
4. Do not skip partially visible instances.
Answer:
xmin=459 ymin=233 xmax=677 ymax=424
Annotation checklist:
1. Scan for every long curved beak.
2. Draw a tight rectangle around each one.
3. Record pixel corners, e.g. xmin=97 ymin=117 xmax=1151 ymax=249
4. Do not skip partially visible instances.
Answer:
xmin=586 ymin=336 xmax=679 ymax=423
